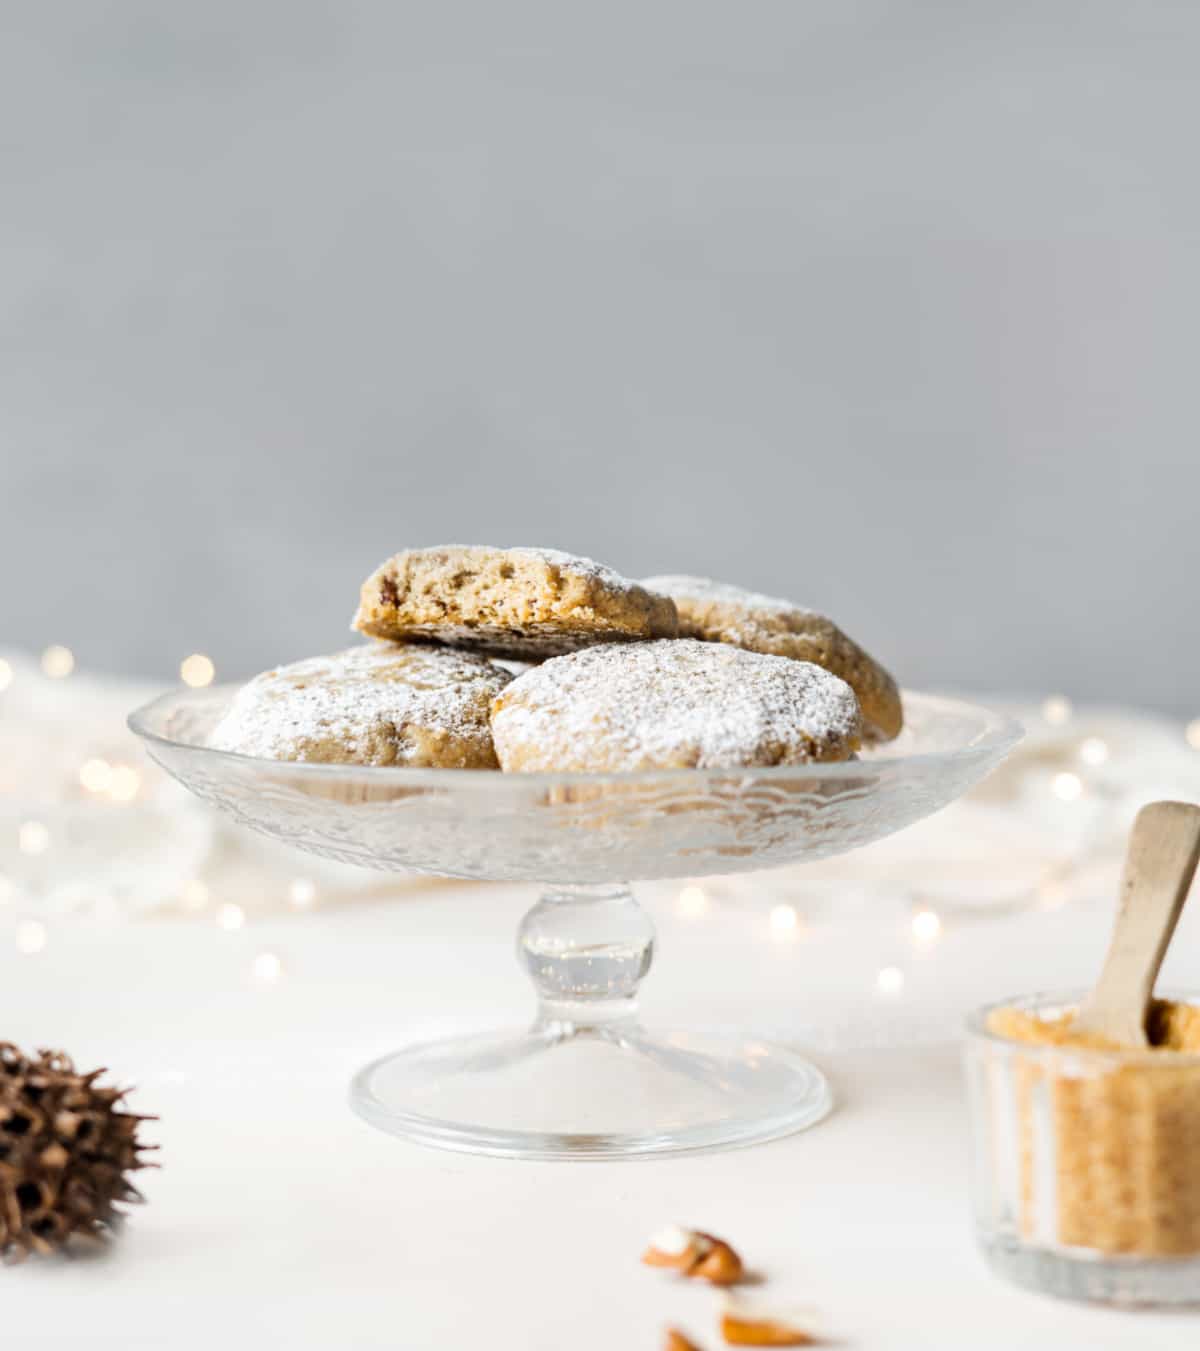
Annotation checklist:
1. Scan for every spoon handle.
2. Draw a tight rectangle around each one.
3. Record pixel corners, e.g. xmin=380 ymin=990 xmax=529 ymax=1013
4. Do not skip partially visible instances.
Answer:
xmin=1077 ymin=800 xmax=1200 ymax=1046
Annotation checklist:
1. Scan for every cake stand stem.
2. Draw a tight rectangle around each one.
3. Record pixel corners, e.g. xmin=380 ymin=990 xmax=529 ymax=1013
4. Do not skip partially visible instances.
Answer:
xmin=517 ymin=883 xmax=655 ymax=1033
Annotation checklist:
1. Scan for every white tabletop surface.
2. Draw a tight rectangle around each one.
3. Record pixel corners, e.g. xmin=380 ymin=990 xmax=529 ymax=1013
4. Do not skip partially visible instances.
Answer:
xmin=5 ymin=873 xmax=1200 ymax=1349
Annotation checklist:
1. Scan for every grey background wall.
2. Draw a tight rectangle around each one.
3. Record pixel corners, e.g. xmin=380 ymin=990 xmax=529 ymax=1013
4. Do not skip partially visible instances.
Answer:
xmin=2 ymin=2 xmax=1197 ymax=710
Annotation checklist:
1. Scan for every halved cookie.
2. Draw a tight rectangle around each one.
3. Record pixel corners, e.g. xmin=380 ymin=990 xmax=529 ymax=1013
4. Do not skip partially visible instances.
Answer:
xmin=642 ymin=575 xmax=902 ymax=740
xmin=354 ymin=545 xmax=677 ymax=661
xmin=208 ymin=643 xmax=510 ymax=768
xmin=490 ymin=639 xmax=862 ymax=772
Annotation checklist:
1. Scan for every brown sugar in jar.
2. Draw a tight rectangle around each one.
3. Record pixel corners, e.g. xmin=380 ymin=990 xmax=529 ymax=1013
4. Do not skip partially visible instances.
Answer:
xmin=985 ymin=999 xmax=1200 ymax=1257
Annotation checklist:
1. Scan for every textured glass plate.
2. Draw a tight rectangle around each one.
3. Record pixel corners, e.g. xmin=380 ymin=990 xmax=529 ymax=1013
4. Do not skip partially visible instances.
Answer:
xmin=130 ymin=689 xmax=1020 ymax=883
xmin=131 ymin=688 xmax=1020 ymax=1159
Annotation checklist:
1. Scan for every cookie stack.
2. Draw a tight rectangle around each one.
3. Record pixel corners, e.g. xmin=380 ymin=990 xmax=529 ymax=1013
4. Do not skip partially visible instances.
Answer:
xmin=208 ymin=546 xmax=901 ymax=773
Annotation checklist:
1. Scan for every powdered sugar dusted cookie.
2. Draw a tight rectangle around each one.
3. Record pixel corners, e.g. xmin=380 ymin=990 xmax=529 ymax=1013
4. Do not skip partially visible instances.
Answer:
xmin=642 ymin=575 xmax=902 ymax=740
xmin=489 ymin=639 xmax=862 ymax=772
xmin=353 ymin=545 xmax=677 ymax=661
xmin=208 ymin=644 xmax=510 ymax=768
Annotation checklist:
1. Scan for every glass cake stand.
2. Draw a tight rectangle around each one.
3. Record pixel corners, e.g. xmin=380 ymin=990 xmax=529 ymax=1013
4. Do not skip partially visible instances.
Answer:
xmin=130 ymin=689 xmax=1020 ymax=1159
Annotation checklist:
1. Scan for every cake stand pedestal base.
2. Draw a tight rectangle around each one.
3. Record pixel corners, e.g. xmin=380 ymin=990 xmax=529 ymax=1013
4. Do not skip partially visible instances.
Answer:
xmin=349 ymin=883 xmax=832 ymax=1159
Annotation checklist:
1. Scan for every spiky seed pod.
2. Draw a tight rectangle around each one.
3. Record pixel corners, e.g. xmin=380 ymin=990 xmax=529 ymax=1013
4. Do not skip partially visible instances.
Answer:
xmin=0 ymin=1043 xmax=156 ymax=1259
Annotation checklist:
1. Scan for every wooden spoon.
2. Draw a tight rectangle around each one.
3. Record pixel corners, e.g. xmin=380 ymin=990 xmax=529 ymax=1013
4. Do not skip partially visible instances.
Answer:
xmin=1074 ymin=800 xmax=1200 ymax=1047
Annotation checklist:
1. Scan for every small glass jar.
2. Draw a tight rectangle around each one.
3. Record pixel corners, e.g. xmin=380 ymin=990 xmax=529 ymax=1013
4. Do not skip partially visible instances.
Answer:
xmin=965 ymin=991 xmax=1200 ymax=1306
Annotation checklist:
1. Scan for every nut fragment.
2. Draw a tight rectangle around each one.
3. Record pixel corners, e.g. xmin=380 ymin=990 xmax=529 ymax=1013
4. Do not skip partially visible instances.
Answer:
xmin=665 ymin=1328 xmax=705 ymax=1351
xmin=720 ymin=1298 xmax=816 ymax=1346
xmin=642 ymin=1225 xmax=745 ymax=1285
xmin=643 ymin=1223 xmax=710 ymax=1271
xmin=691 ymin=1235 xmax=744 ymax=1285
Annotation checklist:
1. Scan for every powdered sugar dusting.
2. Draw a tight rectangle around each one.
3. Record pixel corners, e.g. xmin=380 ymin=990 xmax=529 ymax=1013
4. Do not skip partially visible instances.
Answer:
xmin=643 ymin=574 xmax=816 ymax=620
xmin=491 ymin=639 xmax=861 ymax=772
xmin=421 ymin=544 xmax=632 ymax=590
xmin=500 ymin=545 xmax=629 ymax=588
xmin=209 ymin=643 xmax=510 ymax=766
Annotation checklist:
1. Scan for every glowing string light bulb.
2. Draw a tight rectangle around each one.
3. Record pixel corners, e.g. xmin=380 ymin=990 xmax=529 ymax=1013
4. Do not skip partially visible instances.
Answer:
xmin=1078 ymin=737 xmax=1109 ymax=767
xmin=911 ymin=909 xmax=942 ymax=944
xmin=252 ymin=951 xmax=283 ymax=983
xmin=769 ymin=904 xmax=800 ymax=937
xmin=1041 ymin=695 xmax=1073 ymax=726
xmin=677 ymin=885 xmax=708 ymax=918
xmin=79 ymin=758 xmax=113 ymax=793
xmin=288 ymin=879 xmax=317 ymax=910
xmin=18 ymin=821 xmax=50 ymax=855
xmin=180 ymin=880 xmax=209 ymax=912
xmin=15 ymin=920 xmax=47 ymax=954
xmin=41 ymin=645 xmax=74 ymax=678
xmin=180 ymin=653 xmax=215 ymax=688
xmin=876 ymin=966 xmax=905 ymax=995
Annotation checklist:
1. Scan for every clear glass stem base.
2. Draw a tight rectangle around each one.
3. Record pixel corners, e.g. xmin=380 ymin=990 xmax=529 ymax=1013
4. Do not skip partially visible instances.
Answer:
xmin=349 ymin=884 xmax=833 ymax=1159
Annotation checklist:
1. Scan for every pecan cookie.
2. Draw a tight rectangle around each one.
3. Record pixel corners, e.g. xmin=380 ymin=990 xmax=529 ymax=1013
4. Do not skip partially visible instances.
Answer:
xmin=489 ymin=639 xmax=862 ymax=772
xmin=208 ymin=643 xmax=510 ymax=768
xmin=643 ymin=575 xmax=901 ymax=740
xmin=353 ymin=545 xmax=677 ymax=661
